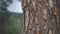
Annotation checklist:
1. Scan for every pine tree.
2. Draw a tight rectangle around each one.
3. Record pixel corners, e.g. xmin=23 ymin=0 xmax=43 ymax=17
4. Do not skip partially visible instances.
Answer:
xmin=22 ymin=0 xmax=60 ymax=34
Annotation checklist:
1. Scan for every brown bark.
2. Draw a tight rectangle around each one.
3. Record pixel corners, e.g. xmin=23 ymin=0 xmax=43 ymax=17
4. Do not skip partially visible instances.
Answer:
xmin=22 ymin=0 xmax=60 ymax=34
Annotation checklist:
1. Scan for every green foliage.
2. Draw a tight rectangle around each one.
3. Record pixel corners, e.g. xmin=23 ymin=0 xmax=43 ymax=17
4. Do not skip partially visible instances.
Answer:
xmin=1 ymin=12 xmax=22 ymax=34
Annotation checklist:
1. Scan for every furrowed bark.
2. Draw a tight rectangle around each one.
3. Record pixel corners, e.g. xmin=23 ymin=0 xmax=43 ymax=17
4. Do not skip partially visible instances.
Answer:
xmin=22 ymin=0 xmax=60 ymax=34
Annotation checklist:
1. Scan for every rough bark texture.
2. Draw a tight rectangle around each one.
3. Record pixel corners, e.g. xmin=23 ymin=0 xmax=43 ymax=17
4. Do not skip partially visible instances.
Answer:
xmin=22 ymin=0 xmax=60 ymax=34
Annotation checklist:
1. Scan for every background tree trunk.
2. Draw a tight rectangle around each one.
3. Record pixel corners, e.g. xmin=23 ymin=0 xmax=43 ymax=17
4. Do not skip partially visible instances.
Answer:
xmin=22 ymin=0 xmax=60 ymax=34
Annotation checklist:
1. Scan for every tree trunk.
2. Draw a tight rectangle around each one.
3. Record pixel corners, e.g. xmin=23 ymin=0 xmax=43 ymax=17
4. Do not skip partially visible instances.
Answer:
xmin=22 ymin=0 xmax=60 ymax=34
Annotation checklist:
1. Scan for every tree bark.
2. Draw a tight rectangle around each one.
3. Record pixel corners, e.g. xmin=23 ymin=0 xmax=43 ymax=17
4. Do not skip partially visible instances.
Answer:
xmin=22 ymin=0 xmax=60 ymax=34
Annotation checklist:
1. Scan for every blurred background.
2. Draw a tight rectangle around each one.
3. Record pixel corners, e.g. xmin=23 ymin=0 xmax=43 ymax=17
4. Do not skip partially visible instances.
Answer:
xmin=0 ymin=0 xmax=22 ymax=34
